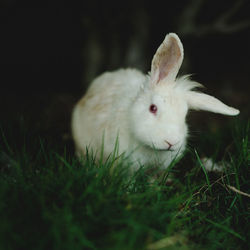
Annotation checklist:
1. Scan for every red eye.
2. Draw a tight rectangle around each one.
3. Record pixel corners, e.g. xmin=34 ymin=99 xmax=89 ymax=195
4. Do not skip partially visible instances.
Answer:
xmin=149 ymin=104 xmax=157 ymax=114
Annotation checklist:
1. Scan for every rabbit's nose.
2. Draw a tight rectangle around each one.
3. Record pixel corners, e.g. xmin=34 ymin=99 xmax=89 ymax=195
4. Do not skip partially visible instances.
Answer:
xmin=164 ymin=140 xmax=173 ymax=150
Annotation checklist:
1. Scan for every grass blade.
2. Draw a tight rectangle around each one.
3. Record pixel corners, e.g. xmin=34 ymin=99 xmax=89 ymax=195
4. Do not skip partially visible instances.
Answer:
xmin=205 ymin=218 xmax=245 ymax=241
xmin=194 ymin=149 xmax=211 ymax=194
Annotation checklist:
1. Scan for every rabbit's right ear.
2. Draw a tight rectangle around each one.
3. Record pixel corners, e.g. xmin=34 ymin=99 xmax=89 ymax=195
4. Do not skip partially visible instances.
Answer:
xmin=186 ymin=92 xmax=240 ymax=116
xmin=151 ymin=33 xmax=184 ymax=85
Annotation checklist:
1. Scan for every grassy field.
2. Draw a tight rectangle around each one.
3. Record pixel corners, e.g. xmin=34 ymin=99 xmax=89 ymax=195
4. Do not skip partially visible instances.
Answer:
xmin=0 ymin=119 xmax=249 ymax=250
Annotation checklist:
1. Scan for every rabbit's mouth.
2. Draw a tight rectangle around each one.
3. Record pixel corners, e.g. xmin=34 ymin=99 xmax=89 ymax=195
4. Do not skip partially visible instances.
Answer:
xmin=157 ymin=148 xmax=175 ymax=152
xmin=149 ymin=141 xmax=183 ymax=152
xmin=146 ymin=139 xmax=181 ymax=152
xmin=148 ymin=144 xmax=176 ymax=152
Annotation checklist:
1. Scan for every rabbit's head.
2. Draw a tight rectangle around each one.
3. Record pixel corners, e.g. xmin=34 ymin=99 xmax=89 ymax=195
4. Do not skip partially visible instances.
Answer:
xmin=129 ymin=33 xmax=239 ymax=153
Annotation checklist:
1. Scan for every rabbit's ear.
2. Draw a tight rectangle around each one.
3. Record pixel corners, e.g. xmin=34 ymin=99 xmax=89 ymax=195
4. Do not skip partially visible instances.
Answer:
xmin=187 ymin=92 xmax=240 ymax=116
xmin=151 ymin=33 xmax=184 ymax=84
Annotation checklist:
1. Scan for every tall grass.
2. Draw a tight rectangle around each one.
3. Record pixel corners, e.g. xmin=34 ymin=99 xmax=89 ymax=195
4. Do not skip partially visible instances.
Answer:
xmin=0 ymin=120 xmax=249 ymax=250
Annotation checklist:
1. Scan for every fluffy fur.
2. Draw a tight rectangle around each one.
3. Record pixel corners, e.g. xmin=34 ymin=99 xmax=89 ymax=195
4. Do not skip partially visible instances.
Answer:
xmin=72 ymin=33 xmax=239 ymax=171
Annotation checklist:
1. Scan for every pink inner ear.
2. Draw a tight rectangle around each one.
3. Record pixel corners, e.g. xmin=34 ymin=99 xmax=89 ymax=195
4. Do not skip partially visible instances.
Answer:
xmin=156 ymin=37 xmax=181 ymax=83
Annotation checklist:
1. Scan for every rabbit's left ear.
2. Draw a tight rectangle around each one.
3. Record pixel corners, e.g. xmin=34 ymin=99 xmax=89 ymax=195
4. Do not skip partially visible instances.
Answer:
xmin=151 ymin=33 xmax=184 ymax=84
xmin=186 ymin=92 xmax=240 ymax=116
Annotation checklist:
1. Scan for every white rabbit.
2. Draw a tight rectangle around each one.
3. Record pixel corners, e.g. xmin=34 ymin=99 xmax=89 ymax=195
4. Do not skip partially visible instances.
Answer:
xmin=72 ymin=33 xmax=239 ymax=171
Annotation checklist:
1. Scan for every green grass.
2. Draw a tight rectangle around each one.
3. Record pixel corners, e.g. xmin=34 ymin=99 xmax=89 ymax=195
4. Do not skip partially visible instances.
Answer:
xmin=0 ymin=120 xmax=249 ymax=250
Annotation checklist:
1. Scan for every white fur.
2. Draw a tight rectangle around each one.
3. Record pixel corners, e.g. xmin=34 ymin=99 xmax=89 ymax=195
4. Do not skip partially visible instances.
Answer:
xmin=72 ymin=33 xmax=239 ymax=171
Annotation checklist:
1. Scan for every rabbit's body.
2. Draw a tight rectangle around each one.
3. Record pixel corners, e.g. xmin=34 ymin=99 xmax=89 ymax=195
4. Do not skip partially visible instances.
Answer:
xmin=72 ymin=33 xmax=239 ymax=171
xmin=72 ymin=69 xmax=145 ymax=158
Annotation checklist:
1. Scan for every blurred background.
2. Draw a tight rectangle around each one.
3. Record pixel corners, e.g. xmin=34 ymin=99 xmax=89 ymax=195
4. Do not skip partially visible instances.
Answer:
xmin=0 ymin=0 xmax=249 ymax=150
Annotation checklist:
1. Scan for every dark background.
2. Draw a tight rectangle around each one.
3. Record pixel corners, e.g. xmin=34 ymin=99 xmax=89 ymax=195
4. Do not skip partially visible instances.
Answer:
xmin=0 ymin=0 xmax=249 ymax=150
